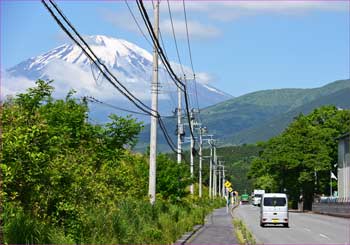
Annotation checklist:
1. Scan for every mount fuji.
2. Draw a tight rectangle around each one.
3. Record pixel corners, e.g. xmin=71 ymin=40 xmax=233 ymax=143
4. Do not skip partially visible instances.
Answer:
xmin=5 ymin=35 xmax=232 ymax=122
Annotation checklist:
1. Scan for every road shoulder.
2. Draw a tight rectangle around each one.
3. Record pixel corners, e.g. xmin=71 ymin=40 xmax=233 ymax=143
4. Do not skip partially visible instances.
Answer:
xmin=175 ymin=206 xmax=238 ymax=244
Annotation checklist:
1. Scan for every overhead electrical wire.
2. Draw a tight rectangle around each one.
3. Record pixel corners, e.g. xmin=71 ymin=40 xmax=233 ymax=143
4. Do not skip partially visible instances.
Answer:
xmin=136 ymin=0 xmax=184 ymax=91
xmin=44 ymin=0 xmax=155 ymax=117
xmin=86 ymin=96 xmax=178 ymax=152
xmin=136 ymin=0 xmax=196 ymax=143
xmin=41 ymin=0 xmax=179 ymax=154
xmin=166 ymin=0 xmax=185 ymax=77
xmin=124 ymin=0 xmax=153 ymax=47
xmin=124 ymin=0 xmax=181 ymax=144
xmin=85 ymin=96 xmax=150 ymax=116
xmin=86 ymin=96 xmax=176 ymax=118
xmin=182 ymin=0 xmax=195 ymax=75
xmin=182 ymin=0 xmax=201 ymax=121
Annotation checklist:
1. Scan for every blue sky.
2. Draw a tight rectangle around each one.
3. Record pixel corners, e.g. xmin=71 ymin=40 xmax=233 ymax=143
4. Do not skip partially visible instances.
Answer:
xmin=1 ymin=0 xmax=349 ymax=96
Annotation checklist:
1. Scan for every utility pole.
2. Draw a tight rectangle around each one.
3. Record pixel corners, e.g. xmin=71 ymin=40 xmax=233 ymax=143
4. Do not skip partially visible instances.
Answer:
xmin=218 ymin=162 xmax=226 ymax=197
xmin=148 ymin=0 xmax=159 ymax=205
xmin=190 ymin=109 xmax=194 ymax=195
xmin=199 ymin=127 xmax=203 ymax=198
xmin=177 ymin=85 xmax=182 ymax=164
xmin=218 ymin=166 xmax=222 ymax=197
xmin=222 ymin=164 xmax=225 ymax=197
xmin=209 ymin=140 xmax=213 ymax=198
xmin=213 ymin=145 xmax=217 ymax=197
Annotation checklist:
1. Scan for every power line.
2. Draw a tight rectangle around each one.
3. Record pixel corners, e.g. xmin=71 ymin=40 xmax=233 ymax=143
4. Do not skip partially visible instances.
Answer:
xmin=85 ymin=96 xmax=150 ymax=116
xmin=86 ymin=97 xmax=178 ymax=152
xmin=124 ymin=0 xmax=153 ymax=47
xmin=136 ymin=0 xmax=196 ymax=143
xmin=136 ymin=0 xmax=184 ymax=91
xmin=42 ymin=0 xmax=180 ymax=154
xmin=182 ymin=0 xmax=201 ymax=121
xmin=44 ymin=0 xmax=155 ymax=117
xmin=166 ymin=0 xmax=185 ymax=76
xmin=182 ymin=0 xmax=195 ymax=75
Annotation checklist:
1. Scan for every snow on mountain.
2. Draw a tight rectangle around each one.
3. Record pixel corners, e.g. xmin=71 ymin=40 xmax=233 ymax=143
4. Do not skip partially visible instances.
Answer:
xmin=4 ymin=35 xmax=232 ymax=121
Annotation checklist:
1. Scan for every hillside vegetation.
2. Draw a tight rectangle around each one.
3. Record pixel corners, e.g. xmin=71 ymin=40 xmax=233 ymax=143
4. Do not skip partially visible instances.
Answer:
xmin=136 ymin=79 xmax=350 ymax=151
xmin=0 ymin=81 xmax=224 ymax=244
xmin=249 ymin=105 xmax=350 ymax=210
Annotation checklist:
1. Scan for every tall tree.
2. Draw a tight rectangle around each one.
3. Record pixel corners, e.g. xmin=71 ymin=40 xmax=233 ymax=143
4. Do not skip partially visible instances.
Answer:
xmin=249 ymin=106 xmax=350 ymax=209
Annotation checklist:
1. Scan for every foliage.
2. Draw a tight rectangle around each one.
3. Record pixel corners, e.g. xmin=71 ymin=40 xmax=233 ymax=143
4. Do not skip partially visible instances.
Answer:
xmin=156 ymin=154 xmax=192 ymax=201
xmin=176 ymin=144 xmax=260 ymax=195
xmin=248 ymin=106 xmax=350 ymax=209
xmin=136 ymin=79 xmax=350 ymax=150
xmin=233 ymin=218 xmax=256 ymax=245
xmin=1 ymin=80 xmax=224 ymax=244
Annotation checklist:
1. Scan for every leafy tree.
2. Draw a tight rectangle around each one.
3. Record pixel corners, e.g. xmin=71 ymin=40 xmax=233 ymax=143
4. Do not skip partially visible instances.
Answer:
xmin=104 ymin=114 xmax=144 ymax=150
xmin=1 ymin=80 xmax=211 ymax=243
xmin=156 ymin=154 xmax=191 ymax=202
xmin=249 ymin=106 xmax=350 ymax=209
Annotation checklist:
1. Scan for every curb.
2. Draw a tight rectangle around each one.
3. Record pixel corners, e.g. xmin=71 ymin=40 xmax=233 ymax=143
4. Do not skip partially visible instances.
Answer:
xmin=174 ymin=204 xmax=239 ymax=245
xmin=173 ymin=224 xmax=203 ymax=245
xmin=231 ymin=204 xmax=262 ymax=245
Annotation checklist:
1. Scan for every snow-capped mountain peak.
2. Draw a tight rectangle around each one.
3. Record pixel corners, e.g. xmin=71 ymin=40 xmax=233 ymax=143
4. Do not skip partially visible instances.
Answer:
xmin=5 ymin=35 xmax=232 ymax=121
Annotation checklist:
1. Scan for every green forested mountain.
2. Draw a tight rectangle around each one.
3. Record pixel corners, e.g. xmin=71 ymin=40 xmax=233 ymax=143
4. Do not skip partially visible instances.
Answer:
xmin=228 ymin=86 xmax=350 ymax=144
xmin=136 ymin=79 xmax=350 ymax=151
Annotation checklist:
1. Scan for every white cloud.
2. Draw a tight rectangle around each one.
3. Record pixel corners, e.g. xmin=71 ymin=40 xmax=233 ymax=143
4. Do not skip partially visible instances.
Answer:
xmin=100 ymin=1 xmax=348 ymax=41
xmin=160 ymin=19 xmax=221 ymax=39
xmin=43 ymin=59 xmax=154 ymax=100
xmin=193 ymin=1 xmax=349 ymax=22
xmin=1 ymin=72 xmax=36 ymax=100
xmin=196 ymin=72 xmax=216 ymax=85
xmin=159 ymin=1 xmax=348 ymax=23
xmin=101 ymin=10 xmax=140 ymax=33
xmin=99 ymin=4 xmax=220 ymax=40
xmin=1 ymin=60 xmax=154 ymax=102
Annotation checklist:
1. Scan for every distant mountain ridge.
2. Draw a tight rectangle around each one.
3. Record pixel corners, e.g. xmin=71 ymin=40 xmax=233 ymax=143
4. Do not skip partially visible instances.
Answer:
xmin=136 ymin=79 xmax=350 ymax=151
xmin=202 ymin=78 xmax=350 ymax=145
xmin=5 ymin=35 xmax=232 ymax=122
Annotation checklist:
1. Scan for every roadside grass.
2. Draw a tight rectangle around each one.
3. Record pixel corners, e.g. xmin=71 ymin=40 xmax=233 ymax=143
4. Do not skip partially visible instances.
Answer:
xmin=233 ymin=218 xmax=256 ymax=245
xmin=4 ymin=197 xmax=224 ymax=244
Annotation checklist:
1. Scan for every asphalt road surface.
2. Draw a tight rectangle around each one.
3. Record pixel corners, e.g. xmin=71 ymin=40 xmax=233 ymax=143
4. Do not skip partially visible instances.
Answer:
xmin=186 ymin=207 xmax=237 ymax=244
xmin=233 ymin=204 xmax=350 ymax=244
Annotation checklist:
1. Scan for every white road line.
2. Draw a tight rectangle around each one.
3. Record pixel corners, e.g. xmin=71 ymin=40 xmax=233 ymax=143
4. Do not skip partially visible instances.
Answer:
xmin=304 ymin=228 xmax=311 ymax=232
xmin=319 ymin=233 xmax=330 ymax=239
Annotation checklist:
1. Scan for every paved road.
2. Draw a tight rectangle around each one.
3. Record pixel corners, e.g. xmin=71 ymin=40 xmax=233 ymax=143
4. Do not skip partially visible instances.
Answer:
xmin=233 ymin=204 xmax=350 ymax=244
xmin=186 ymin=207 xmax=237 ymax=244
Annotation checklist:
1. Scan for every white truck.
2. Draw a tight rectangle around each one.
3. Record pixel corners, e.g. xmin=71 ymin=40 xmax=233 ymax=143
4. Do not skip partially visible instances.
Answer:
xmin=252 ymin=189 xmax=265 ymax=206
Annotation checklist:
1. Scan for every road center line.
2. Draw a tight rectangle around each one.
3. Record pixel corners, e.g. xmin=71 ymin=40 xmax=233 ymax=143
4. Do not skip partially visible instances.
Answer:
xmin=319 ymin=233 xmax=330 ymax=239
xmin=304 ymin=228 xmax=311 ymax=232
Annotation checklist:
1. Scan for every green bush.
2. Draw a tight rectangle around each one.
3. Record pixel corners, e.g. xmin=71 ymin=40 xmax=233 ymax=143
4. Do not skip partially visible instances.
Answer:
xmin=1 ymin=81 xmax=225 ymax=244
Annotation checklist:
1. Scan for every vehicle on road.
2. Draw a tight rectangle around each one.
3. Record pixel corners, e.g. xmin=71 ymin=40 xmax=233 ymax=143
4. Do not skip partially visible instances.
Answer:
xmin=260 ymin=193 xmax=289 ymax=227
xmin=252 ymin=189 xmax=265 ymax=206
xmin=241 ymin=193 xmax=250 ymax=204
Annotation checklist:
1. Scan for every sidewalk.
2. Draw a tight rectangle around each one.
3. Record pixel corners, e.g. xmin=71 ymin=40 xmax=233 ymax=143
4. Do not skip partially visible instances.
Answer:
xmin=176 ymin=207 xmax=238 ymax=244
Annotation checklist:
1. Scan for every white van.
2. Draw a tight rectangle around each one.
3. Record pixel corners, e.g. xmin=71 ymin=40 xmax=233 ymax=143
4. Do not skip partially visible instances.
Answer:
xmin=260 ymin=193 xmax=289 ymax=227
xmin=253 ymin=189 xmax=265 ymax=206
